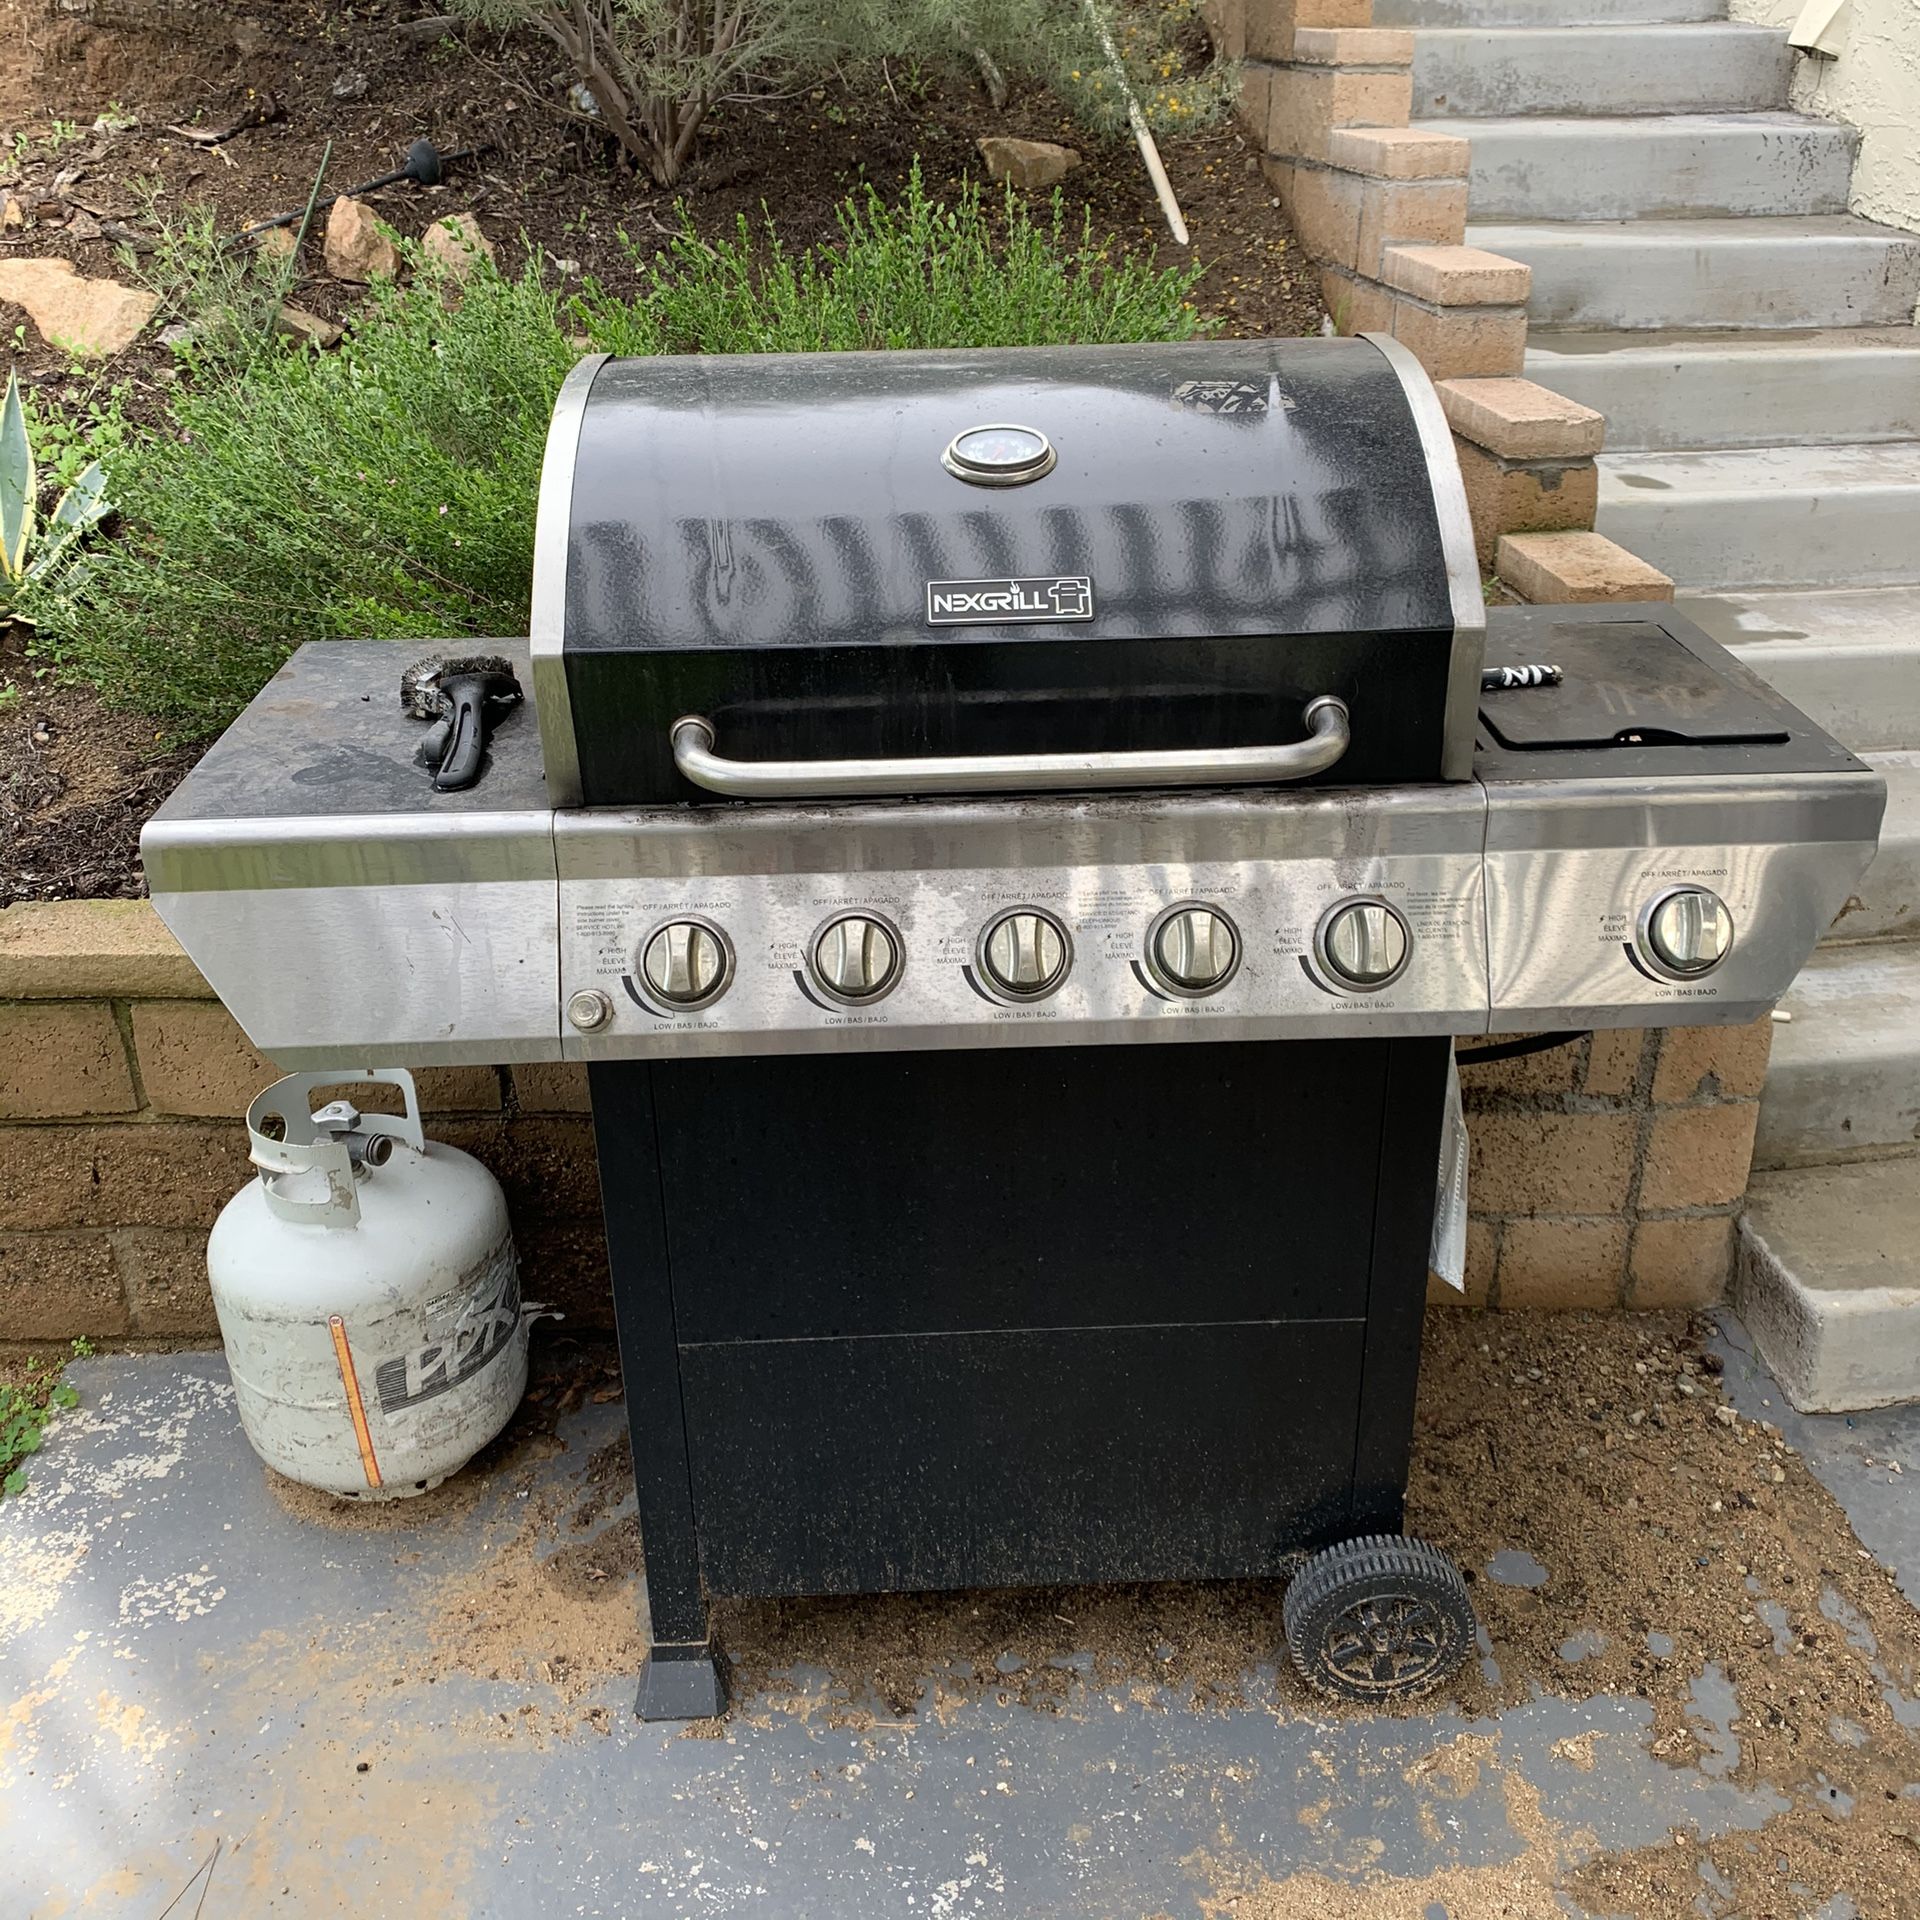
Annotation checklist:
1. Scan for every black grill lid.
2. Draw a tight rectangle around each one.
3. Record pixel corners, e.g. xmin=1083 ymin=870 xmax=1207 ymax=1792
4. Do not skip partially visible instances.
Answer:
xmin=532 ymin=338 xmax=1479 ymax=806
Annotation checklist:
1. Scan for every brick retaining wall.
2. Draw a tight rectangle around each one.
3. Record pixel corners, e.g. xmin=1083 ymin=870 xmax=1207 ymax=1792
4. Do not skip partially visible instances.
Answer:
xmin=0 ymin=901 xmax=1767 ymax=1343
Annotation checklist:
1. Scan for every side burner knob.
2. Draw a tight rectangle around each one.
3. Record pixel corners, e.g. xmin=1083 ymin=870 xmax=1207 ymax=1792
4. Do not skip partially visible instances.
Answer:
xmin=979 ymin=910 xmax=1070 ymax=999
xmin=810 ymin=914 xmax=902 ymax=1004
xmin=1643 ymin=888 xmax=1734 ymax=978
xmin=1146 ymin=905 xmax=1240 ymax=996
xmin=1318 ymin=899 xmax=1412 ymax=991
xmin=640 ymin=919 xmax=732 ymax=1009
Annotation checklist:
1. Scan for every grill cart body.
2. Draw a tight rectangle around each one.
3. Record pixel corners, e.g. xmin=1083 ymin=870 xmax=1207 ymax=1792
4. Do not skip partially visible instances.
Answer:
xmin=145 ymin=339 xmax=1884 ymax=1719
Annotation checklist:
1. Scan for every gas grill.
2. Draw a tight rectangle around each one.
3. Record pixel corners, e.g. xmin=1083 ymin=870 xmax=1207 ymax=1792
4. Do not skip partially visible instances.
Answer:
xmin=145 ymin=337 xmax=1884 ymax=1717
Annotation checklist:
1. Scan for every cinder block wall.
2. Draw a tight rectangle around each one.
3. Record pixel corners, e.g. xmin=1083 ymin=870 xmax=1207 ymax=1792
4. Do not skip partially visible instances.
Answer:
xmin=0 ymin=903 xmax=1768 ymax=1343
xmin=0 ymin=903 xmax=612 ymax=1342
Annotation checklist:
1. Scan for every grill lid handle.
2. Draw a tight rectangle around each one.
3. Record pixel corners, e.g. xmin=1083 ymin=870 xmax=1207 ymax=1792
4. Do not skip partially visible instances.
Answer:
xmin=669 ymin=698 xmax=1351 ymax=800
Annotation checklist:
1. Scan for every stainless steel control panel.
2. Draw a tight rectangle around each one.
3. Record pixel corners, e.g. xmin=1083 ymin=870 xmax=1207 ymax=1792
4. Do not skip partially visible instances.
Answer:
xmin=555 ymin=787 xmax=1492 ymax=1060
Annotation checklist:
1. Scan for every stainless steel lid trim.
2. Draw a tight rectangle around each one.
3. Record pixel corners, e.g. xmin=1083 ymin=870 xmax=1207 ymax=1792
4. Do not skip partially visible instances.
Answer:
xmin=530 ymin=352 xmax=609 ymax=810
xmin=1359 ymin=332 xmax=1487 ymax=785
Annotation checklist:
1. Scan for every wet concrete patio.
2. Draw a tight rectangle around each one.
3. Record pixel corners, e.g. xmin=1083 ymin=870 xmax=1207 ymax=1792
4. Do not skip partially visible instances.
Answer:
xmin=4 ymin=1322 xmax=1917 ymax=1919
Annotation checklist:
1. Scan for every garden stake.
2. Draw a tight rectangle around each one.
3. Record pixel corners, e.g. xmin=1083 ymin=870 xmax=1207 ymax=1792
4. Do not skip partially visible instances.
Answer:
xmin=1081 ymin=0 xmax=1189 ymax=246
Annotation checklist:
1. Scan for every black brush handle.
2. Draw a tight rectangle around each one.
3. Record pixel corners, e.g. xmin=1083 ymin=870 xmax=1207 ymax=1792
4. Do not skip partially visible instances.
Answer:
xmin=433 ymin=675 xmax=492 ymax=791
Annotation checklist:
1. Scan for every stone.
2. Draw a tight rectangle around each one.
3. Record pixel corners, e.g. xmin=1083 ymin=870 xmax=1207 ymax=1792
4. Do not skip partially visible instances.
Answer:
xmin=0 ymin=901 xmax=210 ymax=1000
xmin=1326 ymin=127 xmax=1469 ymax=181
xmin=1496 ymin=531 xmax=1675 ymax=606
xmin=1355 ymin=178 xmax=1469 ymax=276
xmin=1454 ymin=439 xmax=1599 ymax=570
xmin=1 ymin=194 xmax=24 ymax=231
xmin=1467 ymin=1109 xmax=1638 ymax=1214
xmin=0 ymin=257 xmax=158 ymax=354
xmin=274 ymin=304 xmax=342 ymax=349
xmin=1652 ymin=1017 xmax=1773 ymax=1104
xmin=1497 ymin=1216 xmax=1630 ymax=1310
xmin=323 ymin=196 xmax=400 ymax=283
xmin=1384 ymin=244 xmax=1530 ymax=308
xmin=1437 ymin=376 xmax=1604 ymax=460
xmin=115 ymin=1228 xmax=218 ymax=1336
xmin=1639 ymin=1103 xmax=1762 ymax=1212
xmin=1290 ymin=25 xmax=1415 ymax=64
xmin=1456 ymin=1032 xmax=1582 ymax=1099
xmin=253 ymin=226 xmax=299 ymax=262
xmin=0 ymin=1003 xmax=138 ymax=1118
xmin=1584 ymin=1028 xmax=1647 ymax=1097
xmin=421 ymin=211 xmax=496 ymax=280
xmin=0 ymin=1232 xmax=128 ymax=1339
xmin=1387 ymin=293 xmax=1529 ymax=381
xmin=976 ymin=138 xmax=1081 ymax=193
xmin=1628 ymin=1215 xmax=1735 ymax=1309
xmin=0 ymin=1122 xmax=257 ymax=1232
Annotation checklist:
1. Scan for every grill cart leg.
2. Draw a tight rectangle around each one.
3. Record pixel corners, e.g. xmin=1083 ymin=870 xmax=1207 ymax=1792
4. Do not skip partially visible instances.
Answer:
xmin=591 ymin=1064 xmax=726 ymax=1722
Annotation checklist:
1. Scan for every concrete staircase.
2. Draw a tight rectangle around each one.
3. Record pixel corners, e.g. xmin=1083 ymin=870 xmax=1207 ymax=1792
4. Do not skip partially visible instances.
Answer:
xmin=1380 ymin=0 xmax=1920 ymax=1407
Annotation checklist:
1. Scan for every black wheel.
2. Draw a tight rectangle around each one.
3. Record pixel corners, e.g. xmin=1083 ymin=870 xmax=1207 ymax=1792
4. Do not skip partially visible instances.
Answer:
xmin=1282 ymin=1534 xmax=1476 ymax=1704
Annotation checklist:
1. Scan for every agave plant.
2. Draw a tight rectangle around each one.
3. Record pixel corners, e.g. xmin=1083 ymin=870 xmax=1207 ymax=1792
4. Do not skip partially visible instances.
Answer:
xmin=0 ymin=370 xmax=110 ymax=618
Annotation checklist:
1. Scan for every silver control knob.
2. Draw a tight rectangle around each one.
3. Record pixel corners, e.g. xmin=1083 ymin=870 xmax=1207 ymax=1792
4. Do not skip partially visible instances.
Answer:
xmin=566 ymin=988 xmax=613 ymax=1031
xmin=1644 ymin=888 xmax=1734 ymax=978
xmin=811 ymin=913 xmax=902 ymax=1003
xmin=979 ymin=909 xmax=1069 ymax=999
xmin=639 ymin=919 xmax=731 ymax=1008
xmin=1318 ymin=898 xmax=1411 ymax=990
xmin=1147 ymin=904 xmax=1240 ymax=995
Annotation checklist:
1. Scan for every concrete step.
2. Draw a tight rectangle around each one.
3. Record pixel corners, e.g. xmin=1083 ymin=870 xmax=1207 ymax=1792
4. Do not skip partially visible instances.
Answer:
xmin=1681 ymin=587 xmax=1920 ymax=750
xmin=1736 ymin=1157 xmax=1920 ymax=1411
xmin=1474 ymin=215 xmax=1920 ymax=331
xmin=1527 ymin=329 xmax=1920 ymax=452
xmin=1754 ymin=939 xmax=1920 ymax=1168
xmin=1595 ymin=442 xmax=1920 ymax=590
xmin=1423 ymin=113 xmax=1856 ymax=220
xmin=1382 ymin=0 xmax=1726 ymax=24
xmin=1413 ymin=25 xmax=1790 ymax=119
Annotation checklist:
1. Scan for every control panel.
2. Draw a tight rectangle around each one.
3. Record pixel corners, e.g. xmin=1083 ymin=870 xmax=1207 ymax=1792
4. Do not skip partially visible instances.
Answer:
xmin=555 ymin=788 xmax=1491 ymax=1059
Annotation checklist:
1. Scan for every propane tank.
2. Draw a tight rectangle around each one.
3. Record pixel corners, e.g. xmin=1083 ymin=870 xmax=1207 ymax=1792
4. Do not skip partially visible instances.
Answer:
xmin=208 ymin=1069 xmax=534 ymax=1499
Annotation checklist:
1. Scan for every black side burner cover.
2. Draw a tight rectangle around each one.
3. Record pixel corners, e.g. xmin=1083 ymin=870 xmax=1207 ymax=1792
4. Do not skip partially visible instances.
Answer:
xmin=1479 ymin=623 xmax=1792 ymax=751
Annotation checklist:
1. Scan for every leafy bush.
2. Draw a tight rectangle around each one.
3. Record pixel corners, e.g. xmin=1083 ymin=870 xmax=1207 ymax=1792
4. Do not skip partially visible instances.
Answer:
xmin=1 ymin=1340 xmax=91 ymax=1500
xmin=453 ymin=0 xmax=1229 ymax=186
xmin=33 ymin=175 xmax=1205 ymax=735
xmin=0 ymin=371 xmax=111 ymax=620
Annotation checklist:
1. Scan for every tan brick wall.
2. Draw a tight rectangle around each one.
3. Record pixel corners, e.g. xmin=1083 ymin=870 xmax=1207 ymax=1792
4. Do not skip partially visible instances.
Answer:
xmin=1435 ymin=1018 xmax=1774 ymax=1312
xmin=0 ymin=904 xmax=613 ymax=1344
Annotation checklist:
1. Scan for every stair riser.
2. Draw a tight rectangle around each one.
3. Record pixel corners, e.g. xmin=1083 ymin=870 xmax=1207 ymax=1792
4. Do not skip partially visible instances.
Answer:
xmin=1822 ymin=763 xmax=1919 ymax=944
xmin=1599 ymin=481 xmax=1920 ymax=590
xmin=1477 ymin=229 xmax=1920 ymax=329
xmin=1528 ymin=346 xmax=1920 ymax=451
xmin=1413 ymin=29 xmax=1789 ymax=118
xmin=1735 ymin=1218 xmax=1920 ymax=1413
xmin=1755 ymin=1065 xmax=1920 ymax=1167
xmin=1725 ymin=644 xmax=1920 ymax=754
xmin=1459 ymin=121 xmax=1856 ymax=220
xmin=1381 ymin=0 xmax=1726 ymax=24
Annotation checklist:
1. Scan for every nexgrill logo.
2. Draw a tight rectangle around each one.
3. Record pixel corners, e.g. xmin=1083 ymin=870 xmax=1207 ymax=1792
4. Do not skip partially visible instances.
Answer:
xmin=925 ymin=575 xmax=1095 ymax=626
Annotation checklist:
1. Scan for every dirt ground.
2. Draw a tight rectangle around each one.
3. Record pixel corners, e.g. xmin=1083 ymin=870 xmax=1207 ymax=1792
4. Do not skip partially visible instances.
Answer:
xmin=0 ymin=0 xmax=1321 ymax=908
xmin=259 ymin=1307 xmax=1920 ymax=1917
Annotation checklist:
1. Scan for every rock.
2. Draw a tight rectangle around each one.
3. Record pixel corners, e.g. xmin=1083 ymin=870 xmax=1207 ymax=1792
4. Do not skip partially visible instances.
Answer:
xmin=0 ymin=257 xmax=158 ymax=355
xmin=976 ymin=136 xmax=1080 ymax=192
xmin=421 ymin=211 xmax=495 ymax=281
xmin=0 ymin=195 xmax=22 ymax=231
xmin=275 ymin=304 xmax=343 ymax=349
xmin=323 ymin=197 xmax=400 ymax=284
xmin=254 ymin=226 xmax=298 ymax=262
xmin=331 ymin=69 xmax=369 ymax=101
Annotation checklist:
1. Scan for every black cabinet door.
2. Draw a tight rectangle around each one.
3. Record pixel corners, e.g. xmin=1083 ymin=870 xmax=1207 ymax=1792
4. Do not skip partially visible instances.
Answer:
xmin=647 ymin=1040 xmax=1389 ymax=1342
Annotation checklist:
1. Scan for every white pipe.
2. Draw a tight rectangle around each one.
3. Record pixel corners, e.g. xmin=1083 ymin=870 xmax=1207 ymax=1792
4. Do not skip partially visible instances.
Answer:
xmin=1082 ymin=0 xmax=1190 ymax=247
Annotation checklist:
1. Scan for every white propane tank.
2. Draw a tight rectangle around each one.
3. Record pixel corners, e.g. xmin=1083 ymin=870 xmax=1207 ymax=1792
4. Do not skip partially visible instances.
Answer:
xmin=208 ymin=1069 xmax=533 ymax=1499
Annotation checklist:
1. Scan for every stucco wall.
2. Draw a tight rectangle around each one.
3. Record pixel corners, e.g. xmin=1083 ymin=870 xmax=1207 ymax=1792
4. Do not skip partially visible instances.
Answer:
xmin=1728 ymin=0 xmax=1920 ymax=236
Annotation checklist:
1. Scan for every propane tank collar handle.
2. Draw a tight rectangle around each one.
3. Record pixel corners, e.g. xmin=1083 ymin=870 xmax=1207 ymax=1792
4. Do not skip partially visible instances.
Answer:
xmin=244 ymin=1070 xmax=428 ymax=1230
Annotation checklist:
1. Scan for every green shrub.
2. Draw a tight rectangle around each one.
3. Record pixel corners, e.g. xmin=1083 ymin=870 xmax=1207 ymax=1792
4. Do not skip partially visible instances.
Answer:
xmin=579 ymin=166 xmax=1208 ymax=354
xmin=32 ymin=174 xmax=1206 ymax=735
